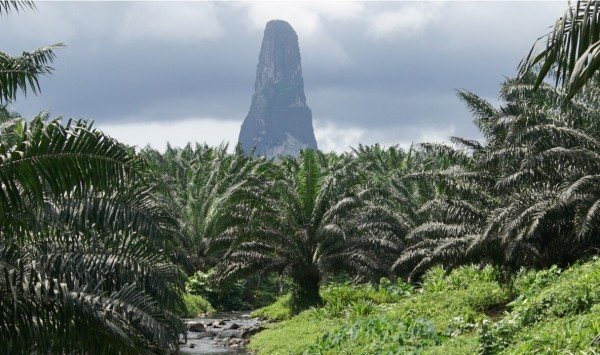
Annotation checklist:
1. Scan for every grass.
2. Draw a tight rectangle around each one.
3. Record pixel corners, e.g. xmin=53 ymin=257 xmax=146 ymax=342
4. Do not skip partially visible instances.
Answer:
xmin=250 ymin=311 xmax=342 ymax=354
xmin=251 ymin=293 xmax=293 ymax=321
xmin=247 ymin=260 xmax=600 ymax=354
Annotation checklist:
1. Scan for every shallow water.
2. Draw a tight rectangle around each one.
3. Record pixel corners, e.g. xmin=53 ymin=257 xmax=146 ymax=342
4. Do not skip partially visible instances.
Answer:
xmin=179 ymin=311 xmax=263 ymax=354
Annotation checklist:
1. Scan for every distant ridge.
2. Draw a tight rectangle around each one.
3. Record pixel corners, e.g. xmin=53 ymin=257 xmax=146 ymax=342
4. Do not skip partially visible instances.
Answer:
xmin=238 ymin=20 xmax=318 ymax=158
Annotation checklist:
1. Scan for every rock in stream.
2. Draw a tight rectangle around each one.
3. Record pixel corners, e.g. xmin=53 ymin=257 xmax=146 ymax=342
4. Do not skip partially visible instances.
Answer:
xmin=179 ymin=311 xmax=266 ymax=354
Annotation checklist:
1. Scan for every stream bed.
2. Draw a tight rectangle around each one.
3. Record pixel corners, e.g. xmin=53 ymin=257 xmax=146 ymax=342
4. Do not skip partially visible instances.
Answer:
xmin=179 ymin=311 xmax=266 ymax=354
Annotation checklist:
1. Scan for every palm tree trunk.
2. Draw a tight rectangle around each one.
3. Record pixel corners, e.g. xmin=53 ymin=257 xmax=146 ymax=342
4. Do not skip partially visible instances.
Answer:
xmin=291 ymin=266 xmax=323 ymax=314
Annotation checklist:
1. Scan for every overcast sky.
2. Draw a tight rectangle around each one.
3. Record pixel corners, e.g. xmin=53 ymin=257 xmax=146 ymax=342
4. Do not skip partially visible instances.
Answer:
xmin=3 ymin=1 xmax=567 ymax=152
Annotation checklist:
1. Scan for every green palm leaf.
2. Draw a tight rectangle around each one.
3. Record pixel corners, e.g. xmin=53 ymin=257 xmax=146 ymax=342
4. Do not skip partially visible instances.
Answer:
xmin=0 ymin=45 xmax=64 ymax=104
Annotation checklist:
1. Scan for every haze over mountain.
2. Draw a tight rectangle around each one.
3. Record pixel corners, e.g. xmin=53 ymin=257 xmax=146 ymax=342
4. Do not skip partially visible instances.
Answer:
xmin=239 ymin=20 xmax=318 ymax=158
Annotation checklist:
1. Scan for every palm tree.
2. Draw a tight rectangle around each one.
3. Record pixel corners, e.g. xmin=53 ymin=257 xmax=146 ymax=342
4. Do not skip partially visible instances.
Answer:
xmin=0 ymin=2 xmax=186 ymax=352
xmin=214 ymin=149 xmax=403 ymax=312
xmin=392 ymin=141 xmax=497 ymax=281
xmin=0 ymin=1 xmax=63 ymax=104
xmin=142 ymin=143 xmax=267 ymax=271
xmin=519 ymin=0 xmax=600 ymax=101
xmin=0 ymin=116 xmax=185 ymax=353
xmin=395 ymin=73 xmax=600 ymax=280
xmin=480 ymin=76 xmax=600 ymax=269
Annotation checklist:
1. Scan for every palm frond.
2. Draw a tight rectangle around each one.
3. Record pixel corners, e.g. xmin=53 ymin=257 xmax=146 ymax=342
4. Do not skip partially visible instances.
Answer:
xmin=0 ymin=0 xmax=34 ymax=15
xmin=0 ymin=44 xmax=65 ymax=103
xmin=519 ymin=1 xmax=600 ymax=101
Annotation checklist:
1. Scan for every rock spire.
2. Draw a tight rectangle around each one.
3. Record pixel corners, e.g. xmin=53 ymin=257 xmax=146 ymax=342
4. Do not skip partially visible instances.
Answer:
xmin=238 ymin=20 xmax=318 ymax=158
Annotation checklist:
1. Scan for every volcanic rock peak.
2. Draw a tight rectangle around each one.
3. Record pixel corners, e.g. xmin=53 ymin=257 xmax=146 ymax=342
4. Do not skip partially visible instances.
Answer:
xmin=238 ymin=20 xmax=318 ymax=158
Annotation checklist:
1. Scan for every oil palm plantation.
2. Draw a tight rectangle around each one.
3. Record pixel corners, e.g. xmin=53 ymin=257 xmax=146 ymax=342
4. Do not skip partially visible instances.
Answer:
xmin=0 ymin=115 xmax=186 ymax=353
xmin=215 ymin=149 xmax=404 ymax=312
xmin=480 ymin=77 xmax=600 ymax=269
xmin=1 ymin=5 xmax=185 ymax=350
xmin=392 ymin=141 xmax=497 ymax=280
xmin=143 ymin=143 xmax=267 ymax=271
xmin=395 ymin=73 xmax=600 ymax=280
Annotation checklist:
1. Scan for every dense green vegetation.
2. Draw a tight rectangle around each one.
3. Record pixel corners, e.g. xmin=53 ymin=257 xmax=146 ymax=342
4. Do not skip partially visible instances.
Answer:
xmin=250 ymin=261 xmax=600 ymax=354
xmin=0 ymin=2 xmax=186 ymax=353
xmin=5 ymin=0 xmax=600 ymax=353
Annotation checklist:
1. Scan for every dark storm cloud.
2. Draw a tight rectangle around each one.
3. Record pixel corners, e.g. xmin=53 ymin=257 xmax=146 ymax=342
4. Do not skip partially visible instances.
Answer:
xmin=2 ymin=1 xmax=568 ymax=150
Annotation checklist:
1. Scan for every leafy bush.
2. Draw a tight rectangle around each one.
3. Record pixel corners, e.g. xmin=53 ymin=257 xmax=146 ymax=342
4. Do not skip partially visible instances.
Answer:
xmin=304 ymin=315 xmax=443 ymax=354
xmin=379 ymin=277 xmax=414 ymax=297
xmin=347 ymin=299 xmax=378 ymax=318
xmin=186 ymin=269 xmax=252 ymax=310
xmin=321 ymin=280 xmax=409 ymax=306
xmin=186 ymin=269 xmax=215 ymax=296
xmin=308 ymin=298 xmax=346 ymax=320
xmin=421 ymin=265 xmax=498 ymax=293
xmin=478 ymin=318 xmax=519 ymax=354
xmin=511 ymin=265 xmax=562 ymax=299
xmin=479 ymin=259 xmax=600 ymax=353
xmin=393 ymin=279 xmax=508 ymax=332
xmin=508 ymin=308 xmax=600 ymax=354
xmin=250 ymin=262 xmax=600 ymax=354
xmin=177 ymin=294 xmax=214 ymax=318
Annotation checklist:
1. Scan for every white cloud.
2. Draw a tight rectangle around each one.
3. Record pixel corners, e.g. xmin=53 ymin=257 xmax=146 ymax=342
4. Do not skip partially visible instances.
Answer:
xmin=315 ymin=120 xmax=458 ymax=153
xmin=366 ymin=4 xmax=443 ymax=40
xmin=97 ymin=118 xmax=241 ymax=152
xmin=117 ymin=2 xmax=223 ymax=43
xmin=232 ymin=2 xmax=357 ymax=75
xmin=236 ymin=2 xmax=321 ymax=37
xmin=314 ymin=120 xmax=365 ymax=153
xmin=98 ymin=117 xmax=455 ymax=156
xmin=233 ymin=1 xmax=364 ymax=38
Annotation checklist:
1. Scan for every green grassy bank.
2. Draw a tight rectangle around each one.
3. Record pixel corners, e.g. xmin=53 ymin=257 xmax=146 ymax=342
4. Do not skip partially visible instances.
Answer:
xmin=249 ymin=260 xmax=600 ymax=354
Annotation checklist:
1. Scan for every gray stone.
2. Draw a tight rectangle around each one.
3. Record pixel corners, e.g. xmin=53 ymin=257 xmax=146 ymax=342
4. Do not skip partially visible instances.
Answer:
xmin=195 ymin=331 xmax=216 ymax=339
xmin=239 ymin=20 xmax=318 ymax=159
xmin=186 ymin=321 xmax=206 ymax=332
xmin=241 ymin=325 xmax=266 ymax=339
xmin=220 ymin=329 xmax=239 ymax=338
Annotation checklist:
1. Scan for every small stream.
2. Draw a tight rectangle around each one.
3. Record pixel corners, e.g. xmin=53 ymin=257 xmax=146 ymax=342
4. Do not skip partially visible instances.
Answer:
xmin=178 ymin=311 xmax=265 ymax=354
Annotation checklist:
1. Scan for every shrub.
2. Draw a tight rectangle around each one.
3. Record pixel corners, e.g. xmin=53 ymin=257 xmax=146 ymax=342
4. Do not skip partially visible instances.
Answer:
xmin=347 ymin=299 xmax=378 ymax=318
xmin=509 ymin=309 xmax=600 ymax=354
xmin=321 ymin=280 xmax=409 ymax=306
xmin=176 ymin=294 xmax=214 ymax=318
xmin=421 ymin=265 xmax=498 ymax=294
xmin=186 ymin=269 xmax=252 ymax=310
xmin=479 ymin=259 xmax=600 ymax=353
xmin=304 ymin=315 xmax=443 ymax=354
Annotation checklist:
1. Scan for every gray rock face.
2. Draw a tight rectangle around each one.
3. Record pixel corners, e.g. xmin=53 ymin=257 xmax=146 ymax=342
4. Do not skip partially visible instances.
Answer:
xmin=238 ymin=20 xmax=318 ymax=158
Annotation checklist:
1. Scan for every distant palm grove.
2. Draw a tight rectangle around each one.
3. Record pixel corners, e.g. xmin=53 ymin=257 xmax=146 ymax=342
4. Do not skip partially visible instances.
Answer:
xmin=4 ymin=0 xmax=600 ymax=353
